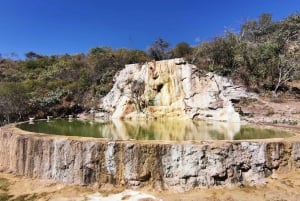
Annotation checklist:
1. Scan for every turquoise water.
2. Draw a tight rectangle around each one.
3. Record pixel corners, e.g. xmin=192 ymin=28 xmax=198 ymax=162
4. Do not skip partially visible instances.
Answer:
xmin=17 ymin=119 xmax=294 ymax=141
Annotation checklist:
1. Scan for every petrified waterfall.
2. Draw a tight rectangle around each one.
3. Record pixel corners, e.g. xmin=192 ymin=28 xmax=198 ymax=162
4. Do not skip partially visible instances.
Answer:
xmin=99 ymin=58 xmax=255 ymax=122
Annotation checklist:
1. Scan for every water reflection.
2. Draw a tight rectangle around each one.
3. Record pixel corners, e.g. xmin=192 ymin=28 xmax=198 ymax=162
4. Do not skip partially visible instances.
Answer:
xmin=107 ymin=119 xmax=241 ymax=141
xmin=17 ymin=118 xmax=293 ymax=141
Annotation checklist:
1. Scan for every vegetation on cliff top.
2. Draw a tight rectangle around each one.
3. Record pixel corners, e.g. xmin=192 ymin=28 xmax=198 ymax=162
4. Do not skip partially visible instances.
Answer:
xmin=0 ymin=13 xmax=299 ymax=125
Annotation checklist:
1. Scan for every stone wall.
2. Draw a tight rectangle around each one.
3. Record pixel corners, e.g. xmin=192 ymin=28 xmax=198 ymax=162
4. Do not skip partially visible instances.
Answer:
xmin=0 ymin=127 xmax=299 ymax=191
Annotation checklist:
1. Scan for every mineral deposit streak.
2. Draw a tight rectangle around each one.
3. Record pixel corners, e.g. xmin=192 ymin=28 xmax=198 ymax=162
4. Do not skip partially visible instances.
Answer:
xmin=0 ymin=127 xmax=299 ymax=191
xmin=99 ymin=58 xmax=257 ymax=122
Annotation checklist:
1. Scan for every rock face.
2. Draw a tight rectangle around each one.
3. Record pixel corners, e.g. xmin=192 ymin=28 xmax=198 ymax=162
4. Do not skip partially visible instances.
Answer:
xmin=99 ymin=58 xmax=256 ymax=122
xmin=1 ymin=127 xmax=299 ymax=191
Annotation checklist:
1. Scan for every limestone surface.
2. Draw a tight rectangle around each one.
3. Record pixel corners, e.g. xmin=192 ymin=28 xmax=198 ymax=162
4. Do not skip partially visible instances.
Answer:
xmin=99 ymin=58 xmax=256 ymax=122
xmin=1 ymin=126 xmax=299 ymax=191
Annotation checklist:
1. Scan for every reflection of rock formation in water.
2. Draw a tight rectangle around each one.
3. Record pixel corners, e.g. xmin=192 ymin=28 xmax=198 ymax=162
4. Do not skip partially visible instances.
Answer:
xmin=100 ymin=119 xmax=241 ymax=141
xmin=1 ymin=127 xmax=299 ymax=191
xmin=99 ymin=58 xmax=256 ymax=122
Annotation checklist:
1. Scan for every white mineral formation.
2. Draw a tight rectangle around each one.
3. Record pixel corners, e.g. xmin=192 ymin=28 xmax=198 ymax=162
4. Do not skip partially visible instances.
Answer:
xmin=1 ymin=127 xmax=299 ymax=191
xmin=100 ymin=58 xmax=256 ymax=122
xmin=86 ymin=190 xmax=161 ymax=201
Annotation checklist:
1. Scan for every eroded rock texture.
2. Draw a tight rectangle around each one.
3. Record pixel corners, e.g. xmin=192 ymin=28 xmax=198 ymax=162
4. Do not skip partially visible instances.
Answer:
xmin=99 ymin=58 xmax=257 ymax=122
xmin=0 ymin=128 xmax=299 ymax=191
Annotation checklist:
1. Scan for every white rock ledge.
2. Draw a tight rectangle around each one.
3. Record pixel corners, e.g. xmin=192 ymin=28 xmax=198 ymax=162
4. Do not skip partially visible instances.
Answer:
xmin=0 ymin=126 xmax=299 ymax=191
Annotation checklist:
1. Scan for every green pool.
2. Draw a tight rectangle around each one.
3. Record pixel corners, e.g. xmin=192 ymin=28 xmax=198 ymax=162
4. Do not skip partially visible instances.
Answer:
xmin=17 ymin=119 xmax=294 ymax=141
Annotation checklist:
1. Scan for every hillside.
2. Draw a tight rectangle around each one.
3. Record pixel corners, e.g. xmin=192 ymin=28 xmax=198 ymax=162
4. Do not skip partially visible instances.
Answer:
xmin=0 ymin=13 xmax=299 ymax=125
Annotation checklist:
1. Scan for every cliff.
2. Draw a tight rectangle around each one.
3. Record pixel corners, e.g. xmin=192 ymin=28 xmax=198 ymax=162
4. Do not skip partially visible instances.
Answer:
xmin=99 ymin=58 xmax=256 ymax=122
xmin=1 ymin=126 xmax=299 ymax=191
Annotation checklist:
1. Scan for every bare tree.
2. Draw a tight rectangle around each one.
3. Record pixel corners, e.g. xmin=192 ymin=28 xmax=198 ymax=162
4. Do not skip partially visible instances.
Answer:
xmin=147 ymin=37 xmax=170 ymax=60
xmin=273 ymin=29 xmax=300 ymax=95
xmin=274 ymin=52 xmax=300 ymax=95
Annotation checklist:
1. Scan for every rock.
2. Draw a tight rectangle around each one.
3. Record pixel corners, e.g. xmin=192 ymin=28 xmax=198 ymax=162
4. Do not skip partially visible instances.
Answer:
xmin=271 ymin=169 xmax=278 ymax=179
xmin=208 ymin=100 xmax=223 ymax=110
xmin=100 ymin=59 xmax=256 ymax=122
xmin=0 ymin=127 xmax=299 ymax=191
xmin=86 ymin=190 xmax=162 ymax=201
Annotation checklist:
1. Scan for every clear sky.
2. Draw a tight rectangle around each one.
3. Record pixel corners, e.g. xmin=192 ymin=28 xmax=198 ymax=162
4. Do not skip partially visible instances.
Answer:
xmin=0 ymin=0 xmax=299 ymax=58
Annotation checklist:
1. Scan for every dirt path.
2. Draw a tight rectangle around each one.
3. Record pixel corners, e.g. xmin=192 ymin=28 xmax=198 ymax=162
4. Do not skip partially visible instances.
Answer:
xmin=1 ymin=170 xmax=300 ymax=201
xmin=239 ymin=97 xmax=300 ymax=127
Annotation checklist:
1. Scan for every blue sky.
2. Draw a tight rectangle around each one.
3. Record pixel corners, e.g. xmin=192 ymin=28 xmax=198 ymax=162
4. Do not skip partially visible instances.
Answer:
xmin=0 ymin=0 xmax=299 ymax=58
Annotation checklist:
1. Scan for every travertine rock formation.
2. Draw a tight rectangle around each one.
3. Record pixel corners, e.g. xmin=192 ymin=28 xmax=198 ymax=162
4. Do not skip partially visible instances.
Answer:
xmin=1 ymin=126 xmax=299 ymax=191
xmin=99 ymin=58 xmax=256 ymax=122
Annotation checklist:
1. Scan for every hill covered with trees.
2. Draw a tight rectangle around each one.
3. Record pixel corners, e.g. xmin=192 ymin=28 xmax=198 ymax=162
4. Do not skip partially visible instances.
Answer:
xmin=0 ymin=13 xmax=299 ymax=125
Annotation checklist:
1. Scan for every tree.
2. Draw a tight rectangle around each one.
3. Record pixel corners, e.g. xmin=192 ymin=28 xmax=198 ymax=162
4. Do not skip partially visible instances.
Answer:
xmin=196 ymin=31 xmax=239 ymax=75
xmin=271 ymin=15 xmax=300 ymax=95
xmin=273 ymin=42 xmax=300 ymax=95
xmin=25 ymin=51 xmax=44 ymax=60
xmin=0 ymin=58 xmax=23 ymax=82
xmin=147 ymin=37 xmax=170 ymax=60
xmin=240 ymin=20 xmax=258 ymax=41
xmin=274 ymin=56 xmax=296 ymax=95
xmin=240 ymin=13 xmax=274 ymax=42
xmin=257 ymin=13 xmax=274 ymax=36
xmin=172 ymin=42 xmax=192 ymax=58
xmin=0 ymin=82 xmax=29 ymax=124
xmin=244 ymin=42 xmax=279 ymax=86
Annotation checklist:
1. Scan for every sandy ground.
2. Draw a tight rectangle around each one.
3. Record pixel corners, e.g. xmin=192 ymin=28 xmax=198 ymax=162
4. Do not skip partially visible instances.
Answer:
xmin=157 ymin=170 xmax=300 ymax=201
xmin=240 ymin=97 xmax=300 ymax=127
xmin=1 ymin=170 xmax=300 ymax=201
